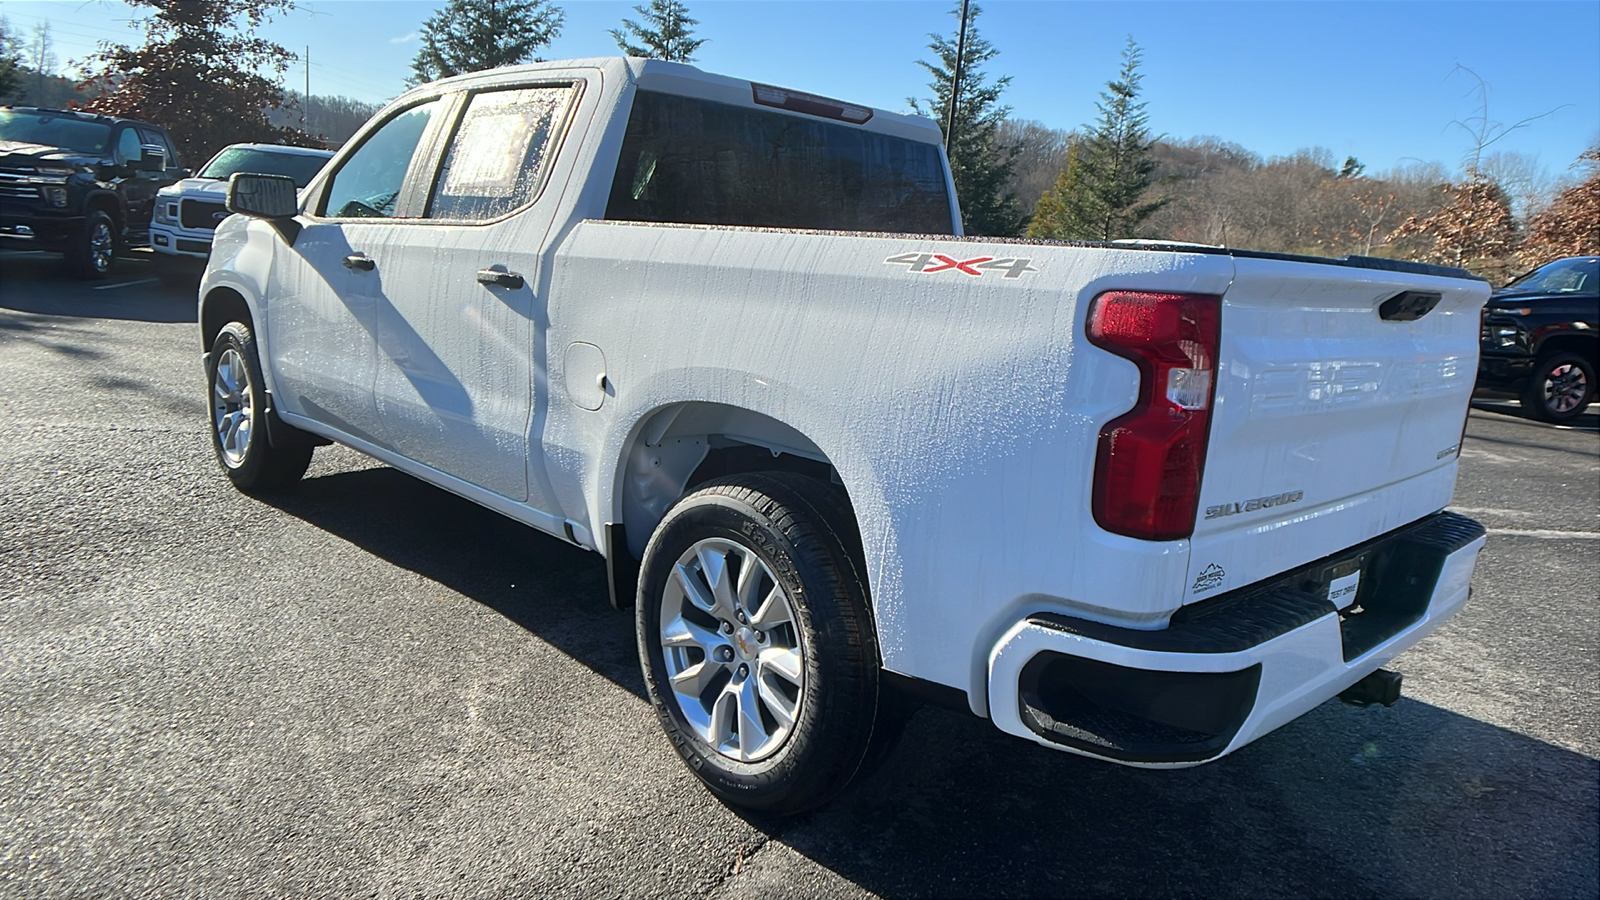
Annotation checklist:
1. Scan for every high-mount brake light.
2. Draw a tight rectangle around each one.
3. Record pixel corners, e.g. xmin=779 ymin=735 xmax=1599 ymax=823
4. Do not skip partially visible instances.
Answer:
xmin=750 ymin=83 xmax=874 ymax=124
xmin=1088 ymin=291 xmax=1222 ymax=541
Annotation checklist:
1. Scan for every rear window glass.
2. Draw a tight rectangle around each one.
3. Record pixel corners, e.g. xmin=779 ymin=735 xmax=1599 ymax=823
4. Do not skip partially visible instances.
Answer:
xmin=605 ymin=90 xmax=953 ymax=234
xmin=428 ymin=84 xmax=576 ymax=221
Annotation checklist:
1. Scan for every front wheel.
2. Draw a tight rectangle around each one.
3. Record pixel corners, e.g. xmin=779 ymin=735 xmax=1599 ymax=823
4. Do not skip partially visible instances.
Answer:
xmin=637 ymin=473 xmax=883 ymax=814
xmin=206 ymin=322 xmax=313 ymax=492
xmin=1521 ymin=352 xmax=1596 ymax=423
xmin=66 ymin=210 xmax=117 ymax=279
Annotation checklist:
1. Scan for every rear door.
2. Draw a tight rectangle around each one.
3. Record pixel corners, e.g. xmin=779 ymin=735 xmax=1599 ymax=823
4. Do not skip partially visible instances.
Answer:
xmin=367 ymin=79 xmax=585 ymax=509
xmin=1184 ymin=258 xmax=1489 ymax=601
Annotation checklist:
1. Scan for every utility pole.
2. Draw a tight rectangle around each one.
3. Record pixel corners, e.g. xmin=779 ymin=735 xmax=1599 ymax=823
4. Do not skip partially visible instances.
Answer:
xmin=304 ymin=46 xmax=311 ymax=129
xmin=943 ymin=0 xmax=970 ymax=158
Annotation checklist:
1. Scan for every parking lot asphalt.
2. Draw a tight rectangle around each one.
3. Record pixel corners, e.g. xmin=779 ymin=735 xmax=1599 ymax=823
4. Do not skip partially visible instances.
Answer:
xmin=2 ymin=248 xmax=1597 ymax=899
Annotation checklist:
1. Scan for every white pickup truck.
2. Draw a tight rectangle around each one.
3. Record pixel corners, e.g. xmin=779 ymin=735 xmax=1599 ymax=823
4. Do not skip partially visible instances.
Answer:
xmin=200 ymin=57 xmax=1489 ymax=813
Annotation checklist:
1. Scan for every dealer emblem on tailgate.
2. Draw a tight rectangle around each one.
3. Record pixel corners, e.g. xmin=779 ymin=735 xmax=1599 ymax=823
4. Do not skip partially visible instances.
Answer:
xmin=1191 ymin=563 xmax=1226 ymax=594
xmin=884 ymin=252 xmax=1037 ymax=278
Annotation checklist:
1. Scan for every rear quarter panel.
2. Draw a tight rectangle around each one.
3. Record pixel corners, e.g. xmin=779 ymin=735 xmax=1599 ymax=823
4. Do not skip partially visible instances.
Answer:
xmin=545 ymin=222 xmax=1237 ymax=709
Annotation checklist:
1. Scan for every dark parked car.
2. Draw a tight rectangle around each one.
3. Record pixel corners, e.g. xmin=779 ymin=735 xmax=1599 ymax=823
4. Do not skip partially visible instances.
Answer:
xmin=1475 ymin=256 xmax=1599 ymax=423
xmin=0 ymin=106 xmax=184 ymax=278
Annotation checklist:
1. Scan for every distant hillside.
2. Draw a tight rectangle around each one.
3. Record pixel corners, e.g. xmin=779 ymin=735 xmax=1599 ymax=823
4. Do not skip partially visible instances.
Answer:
xmin=267 ymin=92 xmax=382 ymax=148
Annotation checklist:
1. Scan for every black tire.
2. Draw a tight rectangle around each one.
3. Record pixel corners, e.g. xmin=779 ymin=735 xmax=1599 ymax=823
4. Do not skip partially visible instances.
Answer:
xmin=637 ymin=472 xmax=886 ymax=814
xmin=65 ymin=209 xmax=117 ymax=279
xmin=1520 ymin=352 xmax=1596 ymax=423
xmin=206 ymin=322 xmax=312 ymax=492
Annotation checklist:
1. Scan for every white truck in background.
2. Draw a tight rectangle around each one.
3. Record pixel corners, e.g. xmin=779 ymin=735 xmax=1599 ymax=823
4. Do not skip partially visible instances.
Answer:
xmin=149 ymin=143 xmax=332 ymax=281
xmin=199 ymin=57 xmax=1488 ymax=813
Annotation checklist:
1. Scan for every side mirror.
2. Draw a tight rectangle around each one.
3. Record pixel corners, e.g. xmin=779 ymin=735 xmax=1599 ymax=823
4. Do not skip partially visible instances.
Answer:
xmin=135 ymin=145 xmax=166 ymax=173
xmin=227 ymin=173 xmax=298 ymax=219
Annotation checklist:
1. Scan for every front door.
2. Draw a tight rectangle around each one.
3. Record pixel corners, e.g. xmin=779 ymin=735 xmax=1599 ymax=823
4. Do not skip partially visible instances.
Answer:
xmin=265 ymin=97 xmax=448 ymax=449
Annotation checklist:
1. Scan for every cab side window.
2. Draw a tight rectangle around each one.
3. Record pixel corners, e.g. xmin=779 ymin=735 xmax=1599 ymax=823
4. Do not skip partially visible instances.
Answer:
xmin=114 ymin=128 xmax=143 ymax=166
xmin=427 ymin=85 xmax=576 ymax=221
xmin=321 ymin=98 xmax=444 ymax=219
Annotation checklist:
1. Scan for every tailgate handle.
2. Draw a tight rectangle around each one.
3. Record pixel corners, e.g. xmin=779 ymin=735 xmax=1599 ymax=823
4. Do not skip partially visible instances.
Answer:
xmin=1379 ymin=290 xmax=1442 ymax=322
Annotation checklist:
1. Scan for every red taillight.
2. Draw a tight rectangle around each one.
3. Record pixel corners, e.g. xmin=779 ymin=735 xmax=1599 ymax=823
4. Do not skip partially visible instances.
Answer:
xmin=1088 ymin=291 xmax=1222 ymax=541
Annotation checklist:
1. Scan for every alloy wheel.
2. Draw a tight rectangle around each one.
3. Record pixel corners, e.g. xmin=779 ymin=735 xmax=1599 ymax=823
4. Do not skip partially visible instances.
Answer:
xmin=1544 ymin=363 xmax=1589 ymax=414
xmin=211 ymin=347 xmax=253 ymax=468
xmin=659 ymin=537 xmax=805 ymax=762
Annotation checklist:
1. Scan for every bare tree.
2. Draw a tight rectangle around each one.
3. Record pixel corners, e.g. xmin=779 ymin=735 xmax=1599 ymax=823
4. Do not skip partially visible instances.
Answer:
xmin=1446 ymin=65 xmax=1564 ymax=179
xmin=998 ymin=118 xmax=1074 ymax=219
xmin=29 ymin=20 xmax=53 ymax=102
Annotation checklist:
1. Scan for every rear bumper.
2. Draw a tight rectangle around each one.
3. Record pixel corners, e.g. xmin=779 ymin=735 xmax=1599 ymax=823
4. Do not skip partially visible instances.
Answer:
xmin=987 ymin=511 xmax=1485 ymax=766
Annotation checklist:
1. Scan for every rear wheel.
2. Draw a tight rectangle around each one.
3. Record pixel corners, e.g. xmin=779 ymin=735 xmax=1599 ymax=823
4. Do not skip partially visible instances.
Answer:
xmin=206 ymin=322 xmax=313 ymax=492
xmin=637 ymin=472 xmax=885 ymax=814
xmin=1521 ymin=352 xmax=1596 ymax=423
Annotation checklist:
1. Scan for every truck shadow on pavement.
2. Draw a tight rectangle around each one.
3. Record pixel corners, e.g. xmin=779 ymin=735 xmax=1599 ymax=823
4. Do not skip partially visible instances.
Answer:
xmin=265 ymin=462 xmax=1598 ymax=900
xmin=0 ymin=250 xmax=197 ymax=324
xmin=265 ymin=463 xmax=646 ymax=700
xmin=1471 ymin=399 xmax=1599 ymax=432
xmin=775 ymin=697 xmax=1599 ymax=898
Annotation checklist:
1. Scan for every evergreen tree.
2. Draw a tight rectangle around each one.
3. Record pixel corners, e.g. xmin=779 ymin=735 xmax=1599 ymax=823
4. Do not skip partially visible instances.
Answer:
xmin=610 ymin=0 xmax=704 ymax=62
xmin=80 ymin=0 xmax=319 ymax=166
xmin=1027 ymin=146 xmax=1096 ymax=239
xmin=908 ymin=2 xmax=1022 ymax=237
xmin=1040 ymin=37 xmax=1163 ymax=241
xmin=410 ymin=0 xmax=564 ymax=85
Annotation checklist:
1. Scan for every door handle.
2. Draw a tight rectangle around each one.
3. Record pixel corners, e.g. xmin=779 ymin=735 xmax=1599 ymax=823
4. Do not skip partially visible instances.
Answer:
xmin=343 ymin=254 xmax=375 ymax=271
xmin=476 ymin=269 xmax=524 ymax=289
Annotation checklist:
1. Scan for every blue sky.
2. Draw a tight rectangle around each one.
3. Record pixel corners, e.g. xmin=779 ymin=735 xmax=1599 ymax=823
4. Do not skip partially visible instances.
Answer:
xmin=3 ymin=0 xmax=1596 ymax=182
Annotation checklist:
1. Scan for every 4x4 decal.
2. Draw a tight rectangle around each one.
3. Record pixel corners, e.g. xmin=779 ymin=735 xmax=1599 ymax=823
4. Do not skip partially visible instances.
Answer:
xmin=885 ymin=252 xmax=1037 ymax=278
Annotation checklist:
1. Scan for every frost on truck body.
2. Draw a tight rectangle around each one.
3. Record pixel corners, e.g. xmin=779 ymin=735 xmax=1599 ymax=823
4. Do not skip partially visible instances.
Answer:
xmin=196 ymin=57 xmax=1489 ymax=813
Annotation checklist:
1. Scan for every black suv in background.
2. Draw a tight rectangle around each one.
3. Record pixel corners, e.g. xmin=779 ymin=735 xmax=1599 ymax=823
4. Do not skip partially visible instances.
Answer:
xmin=0 ymin=106 xmax=184 ymax=278
xmin=1476 ymin=256 xmax=1600 ymax=423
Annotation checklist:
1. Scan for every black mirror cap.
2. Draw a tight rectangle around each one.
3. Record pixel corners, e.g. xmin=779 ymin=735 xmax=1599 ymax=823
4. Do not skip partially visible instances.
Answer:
xmin=136 ymin=145 xmax=166 ymax=173
xmin=227 ymin=172 xmax=298 ymax=219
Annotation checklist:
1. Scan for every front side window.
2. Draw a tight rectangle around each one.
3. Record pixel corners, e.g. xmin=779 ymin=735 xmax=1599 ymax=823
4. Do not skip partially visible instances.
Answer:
xmin=428 ymin=85 xmax=576 ymax=221
xmin=321 ymin=99 xmax=443 ymax=219
xmin=605 ymin=90 xmax=954 ymax=234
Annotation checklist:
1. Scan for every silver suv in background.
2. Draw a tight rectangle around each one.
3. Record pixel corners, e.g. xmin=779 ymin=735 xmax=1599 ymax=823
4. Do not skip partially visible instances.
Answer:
xmin=151 ymin=143 xmax=332 ymax=281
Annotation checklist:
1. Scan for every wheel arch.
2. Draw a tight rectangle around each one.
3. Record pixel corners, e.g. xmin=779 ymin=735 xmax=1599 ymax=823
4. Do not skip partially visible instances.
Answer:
xmin=200 ymin=286 xmax=255 ymax=354
xmin=83 ymin=190 xmax=124 ymax=231
xmin=612 ymin=402 xmax=845 ymax=561
xmin=1531 ymin=331 xmax=1599 ymax=362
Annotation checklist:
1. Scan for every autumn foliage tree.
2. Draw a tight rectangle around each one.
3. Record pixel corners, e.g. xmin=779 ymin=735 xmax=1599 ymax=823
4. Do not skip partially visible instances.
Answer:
xmin=80 ymin=0 xmax=318 ymax=167
xmin=1518 ymin=147 xmax=1600 ymax=268
xmin=1386 ymin=177 xmax=1518 ymax=279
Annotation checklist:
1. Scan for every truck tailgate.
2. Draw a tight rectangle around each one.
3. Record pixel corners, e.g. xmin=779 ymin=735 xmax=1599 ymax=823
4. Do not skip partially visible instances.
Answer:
xmin=1184 ymin=257 xmax=1488 ymax=604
